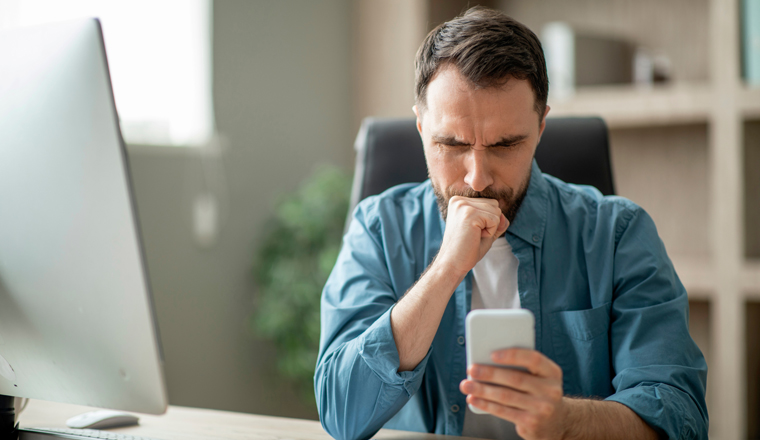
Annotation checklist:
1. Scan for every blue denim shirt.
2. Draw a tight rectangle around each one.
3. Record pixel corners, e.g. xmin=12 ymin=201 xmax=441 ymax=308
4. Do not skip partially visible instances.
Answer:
xmin=315 ymin=162 xmax=708 ymax=440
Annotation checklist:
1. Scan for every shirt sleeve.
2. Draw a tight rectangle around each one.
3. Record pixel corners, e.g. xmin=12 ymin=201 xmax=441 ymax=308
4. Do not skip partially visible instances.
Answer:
xmin=314 ymin=202 xmax=431 ymax=440
xmin=605 ymin=205 xmax=709 ymax=439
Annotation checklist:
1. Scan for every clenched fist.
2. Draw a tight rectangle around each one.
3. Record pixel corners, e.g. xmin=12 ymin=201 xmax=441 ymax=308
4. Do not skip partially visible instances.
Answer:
xmin=435 ymin=196 xmax=509 ymax=278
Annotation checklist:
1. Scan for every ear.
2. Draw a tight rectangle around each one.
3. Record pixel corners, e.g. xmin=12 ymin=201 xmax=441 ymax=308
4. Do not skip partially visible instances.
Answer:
xmin=413 ymin=105 xmax=423 ymax=136
xmin=536 ymin=105 xmax=551 ymax=145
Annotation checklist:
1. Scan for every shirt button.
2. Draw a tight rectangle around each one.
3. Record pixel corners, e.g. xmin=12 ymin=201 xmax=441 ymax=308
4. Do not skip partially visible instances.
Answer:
xmin=532 ymin=235 xmax=540 ymax=242
xmin=451 ymin=404 xmax=460 ymax=413
xmin=457 ymin=336 xmax=465 ymax=345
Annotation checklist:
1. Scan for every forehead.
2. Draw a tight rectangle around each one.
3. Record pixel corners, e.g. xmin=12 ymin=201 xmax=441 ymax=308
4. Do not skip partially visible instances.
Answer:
xmin=422 ymin=66 xmax=539 ymax=138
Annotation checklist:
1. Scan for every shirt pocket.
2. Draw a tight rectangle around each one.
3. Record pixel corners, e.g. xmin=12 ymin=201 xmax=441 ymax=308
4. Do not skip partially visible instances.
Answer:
xmin=551 ymin=303 xmax=614 ymax=398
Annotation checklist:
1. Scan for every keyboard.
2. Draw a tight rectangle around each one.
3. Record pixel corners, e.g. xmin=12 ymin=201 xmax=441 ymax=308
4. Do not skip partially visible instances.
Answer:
xmin=20 ymin=427 xmax=160 ymax=440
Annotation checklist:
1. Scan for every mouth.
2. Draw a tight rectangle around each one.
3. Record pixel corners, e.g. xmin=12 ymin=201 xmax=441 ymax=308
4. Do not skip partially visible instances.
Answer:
xmin=432 ymin=184 xmax=515 ymax=221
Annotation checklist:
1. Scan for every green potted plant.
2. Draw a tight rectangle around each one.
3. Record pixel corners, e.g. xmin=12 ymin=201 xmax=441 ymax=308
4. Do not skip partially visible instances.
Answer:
xmin=252 ymin=166 xmax=351 ymax=405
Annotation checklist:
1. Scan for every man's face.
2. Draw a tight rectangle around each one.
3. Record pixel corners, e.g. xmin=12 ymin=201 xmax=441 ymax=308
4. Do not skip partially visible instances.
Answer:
xmin=414 ymin=65 xmax=549 ymax=223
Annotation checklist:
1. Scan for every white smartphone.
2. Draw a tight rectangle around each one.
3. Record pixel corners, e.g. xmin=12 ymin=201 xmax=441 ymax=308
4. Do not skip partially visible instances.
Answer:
xmin=465 ymin=309 xmax=535 ymax=414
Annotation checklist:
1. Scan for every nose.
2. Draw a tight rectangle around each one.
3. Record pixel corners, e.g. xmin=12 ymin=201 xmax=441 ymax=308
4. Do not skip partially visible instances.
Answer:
xmin=463 ymin=148 xmax=494 ymax=192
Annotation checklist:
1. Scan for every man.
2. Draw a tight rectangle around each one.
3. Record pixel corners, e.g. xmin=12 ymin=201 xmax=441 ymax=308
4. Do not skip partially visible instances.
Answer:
xmin=315 ymin=7 xmax=707 ymax=440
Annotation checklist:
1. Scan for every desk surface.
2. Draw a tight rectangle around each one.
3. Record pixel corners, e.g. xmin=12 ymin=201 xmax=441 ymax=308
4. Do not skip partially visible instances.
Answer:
xmin=18 ymin=400 xmax=460 ymax=440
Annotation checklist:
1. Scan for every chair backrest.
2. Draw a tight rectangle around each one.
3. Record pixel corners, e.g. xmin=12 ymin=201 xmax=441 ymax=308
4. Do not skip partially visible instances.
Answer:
xmin=349 ymin=116 xmax=614 ymax=215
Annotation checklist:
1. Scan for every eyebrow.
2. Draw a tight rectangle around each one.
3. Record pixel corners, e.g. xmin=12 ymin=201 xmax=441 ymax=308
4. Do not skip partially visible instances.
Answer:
xmin=484 ymin=134 xmax=529 ymax=148
xmin=432 ymin=134 xmax=529 ymax=148
xmin=432 ymin=135 xmax=470 ymax=146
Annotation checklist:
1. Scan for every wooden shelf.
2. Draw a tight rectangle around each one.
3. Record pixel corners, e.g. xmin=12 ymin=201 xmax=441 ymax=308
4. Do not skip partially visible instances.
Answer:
xmin=743 ymin=261 xmax=760 ymax=298
xmin=670 ymin=258 xmax=760 ymax=299
xmin=740 ymin=86 xmax=760 ymax=120
xmin=548 ymin=83 xmax=712 ymax=129
xmin=664 ymin=258 xmax=760 ymax=299
xmin=671 ymin=255 xmax=715 ymax=299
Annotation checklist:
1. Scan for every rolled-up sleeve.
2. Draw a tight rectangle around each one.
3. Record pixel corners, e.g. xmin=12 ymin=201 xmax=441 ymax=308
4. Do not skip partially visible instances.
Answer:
xmin=315 ymin=202 xmax=430 ymax=440
xmin=605 ymin=206 xmax=708 ymax=439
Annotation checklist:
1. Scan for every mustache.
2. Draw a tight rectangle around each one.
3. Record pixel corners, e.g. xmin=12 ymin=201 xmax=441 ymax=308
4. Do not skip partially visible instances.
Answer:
xmin=446 ymin=186 xmax=513 ymax=201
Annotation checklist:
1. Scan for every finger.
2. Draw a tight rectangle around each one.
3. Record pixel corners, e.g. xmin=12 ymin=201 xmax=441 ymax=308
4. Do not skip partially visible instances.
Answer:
xmin=480 ymin=212 xmax=503 ymax=238
xmin=456 ymin=195 xmax=500 ymax=208
xmin=460 ymin=379 xmax=534 ymax=411
xmin=449 ymin=196 xmax=502 ymax=213
xmin=469 ymin=395 xmax=549 ymax=439
xmin=467 ymin=395 xmax=526 ymax=424
xmin=449 ymin=195 xmax=499 ymax=207
xmin=460 ymin=201 xmax=506 ymax=235
xmin=451 ymin=205 xmax=499 ymax=236
xmin=491 ymin=348 xmax=563 ymax=379
xmin=446 ymin=197 xmax=503 ymax=238
xmin=448 ymin=198 xmax=502 ymax=224
xmin=497 ymin=213 xmax=509 ymax=235
xmin=483 ymin=214 xmax=508 ymax=240
xmin=468 ymin=364 xmax=548 ymax=395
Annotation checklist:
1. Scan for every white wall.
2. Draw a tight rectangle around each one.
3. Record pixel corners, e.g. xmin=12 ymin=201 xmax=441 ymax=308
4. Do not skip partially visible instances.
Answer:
xmin=127 ymin=0 xmax=353 ymax=418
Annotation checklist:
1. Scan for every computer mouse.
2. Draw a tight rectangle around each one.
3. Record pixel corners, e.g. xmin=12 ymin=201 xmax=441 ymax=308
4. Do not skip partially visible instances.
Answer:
xmin=66 ymin=410 xmax=140 ymax=430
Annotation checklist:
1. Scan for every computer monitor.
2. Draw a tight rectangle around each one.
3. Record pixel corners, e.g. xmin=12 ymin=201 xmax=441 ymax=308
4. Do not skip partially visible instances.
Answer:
xmin=0 ymin=17 xmax=168 ymax=435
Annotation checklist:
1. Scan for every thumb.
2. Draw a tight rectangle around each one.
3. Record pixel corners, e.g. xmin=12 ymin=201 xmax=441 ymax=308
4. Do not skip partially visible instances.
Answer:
xmin=496 ymin=213 xmax=509 ymax=236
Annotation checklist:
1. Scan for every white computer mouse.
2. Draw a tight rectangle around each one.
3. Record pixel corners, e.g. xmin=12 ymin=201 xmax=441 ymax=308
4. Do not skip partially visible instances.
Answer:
xmin=66 ymin=409 xmax=139 ymax=430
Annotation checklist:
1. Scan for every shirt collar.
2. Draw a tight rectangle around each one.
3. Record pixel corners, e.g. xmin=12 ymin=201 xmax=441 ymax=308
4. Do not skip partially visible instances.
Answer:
xmin=505 ymin=160 xmax=549 ymax=248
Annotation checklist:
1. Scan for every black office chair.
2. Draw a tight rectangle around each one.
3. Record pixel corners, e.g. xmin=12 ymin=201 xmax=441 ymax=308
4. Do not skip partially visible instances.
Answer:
xmin=348 ymin=116 xmax=614 ymax=215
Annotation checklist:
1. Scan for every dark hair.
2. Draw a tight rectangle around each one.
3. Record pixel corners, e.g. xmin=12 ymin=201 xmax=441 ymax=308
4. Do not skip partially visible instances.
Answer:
xmin=415 ymin=7 xmax=548 ymax=120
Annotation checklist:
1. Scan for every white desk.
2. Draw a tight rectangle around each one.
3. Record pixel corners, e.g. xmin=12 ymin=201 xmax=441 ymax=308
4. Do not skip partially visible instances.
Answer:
xmin=19 ymin=400 xmax=462 ymax=440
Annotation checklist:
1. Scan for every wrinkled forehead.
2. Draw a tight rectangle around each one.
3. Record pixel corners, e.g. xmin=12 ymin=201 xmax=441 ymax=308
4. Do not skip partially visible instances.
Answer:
xmin=421 ymin=67 xmax=540 ymax=141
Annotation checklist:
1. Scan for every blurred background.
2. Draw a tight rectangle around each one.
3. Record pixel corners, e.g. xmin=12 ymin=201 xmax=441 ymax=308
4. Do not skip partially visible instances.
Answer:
xmin=1 ymin=0 xmax=758 ymax=439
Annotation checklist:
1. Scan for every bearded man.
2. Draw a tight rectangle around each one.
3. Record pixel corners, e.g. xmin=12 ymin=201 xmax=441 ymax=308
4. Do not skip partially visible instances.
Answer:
xmin=315 ymin=7 xmax=708 ymax=440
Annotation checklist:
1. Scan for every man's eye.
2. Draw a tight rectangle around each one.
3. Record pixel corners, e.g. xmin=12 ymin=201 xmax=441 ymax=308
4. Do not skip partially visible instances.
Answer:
xmin=497 ymin=142 xmax=519 ymax=149
xmin=492 ymin=143 xmax=520 ymax=151
xmin=440 ymin=143 xmax=468 ymax=151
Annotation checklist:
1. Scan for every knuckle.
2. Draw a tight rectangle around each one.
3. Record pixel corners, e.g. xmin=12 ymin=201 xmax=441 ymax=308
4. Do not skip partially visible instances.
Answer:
xmin=509 ymin=371 xmax=524 ymax=388
xmin=548 ymin=387 xmax=563 ymax=401
xmin=520 ymin=418 xmax=537 ymax=434
xmin=526 ymin=415 xmax=541 ymax=431
xmin=480 ymin=366 xmax=493 ymax=379
xmin=497 ymin=387 xmax=511 ymax=403
xmin=537 ymin=402 xmax=554 ymax=417
xmin=480 ymin=399 xmax=494 ymax=412
xmin=550 ymin=362 xmax=563 ymax=378
xmin=528 ymin=352 xmax=542 ymax=370
xmin=516 ymin=426 xmax=529 ymax=438
xmin=495 ymin=404 xmax=511 ymax=419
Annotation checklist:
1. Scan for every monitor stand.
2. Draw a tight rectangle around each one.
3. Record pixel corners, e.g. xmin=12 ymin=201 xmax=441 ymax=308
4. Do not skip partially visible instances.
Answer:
xmin=1 ymin=394 xmax=19 ymax=439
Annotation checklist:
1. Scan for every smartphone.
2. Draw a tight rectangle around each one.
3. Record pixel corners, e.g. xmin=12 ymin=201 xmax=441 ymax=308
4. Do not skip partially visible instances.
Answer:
xmin=465 ymin=308 xmax=535 ymax=414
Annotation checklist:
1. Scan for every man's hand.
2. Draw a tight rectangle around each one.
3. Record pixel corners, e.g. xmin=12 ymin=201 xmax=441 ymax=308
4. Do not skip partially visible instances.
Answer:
xmin=459 ymin=348 xmax=659 ymax=440
xmin=436 ymin=196 xmax=509 ymax=277
xmin=390 ymin=196 xmax=507 ymax=372
xmin=460 ymin=348 xmax=568 ymax=440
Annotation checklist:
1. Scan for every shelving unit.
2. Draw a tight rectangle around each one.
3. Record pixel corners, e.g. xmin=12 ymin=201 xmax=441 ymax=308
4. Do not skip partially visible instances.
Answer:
xmin=740 ymin=87 xmax=760 ymax=118
xmin=505 ymin=0 xmax=754 ymax=438
xmin=550 ymin=83 xmax=712 ymax=128
xmin=746 ymin=263 xmax=760 ymax=298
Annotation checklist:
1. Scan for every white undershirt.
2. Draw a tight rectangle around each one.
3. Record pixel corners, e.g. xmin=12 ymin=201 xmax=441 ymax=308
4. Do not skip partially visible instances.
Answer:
xmin=462 ymin=237 xmax=521 ymax=440
xmin=470 ymin=238 xmax=520 ymax=311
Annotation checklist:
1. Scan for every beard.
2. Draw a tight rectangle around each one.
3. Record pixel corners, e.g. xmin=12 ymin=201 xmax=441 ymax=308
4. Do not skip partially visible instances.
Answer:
xmin=432 ymin=171 xmax=531 ymax=227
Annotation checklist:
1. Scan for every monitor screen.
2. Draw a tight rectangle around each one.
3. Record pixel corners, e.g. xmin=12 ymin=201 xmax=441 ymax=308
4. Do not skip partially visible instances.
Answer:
xmin=0 ymin=17 xmax=168 ymax=421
